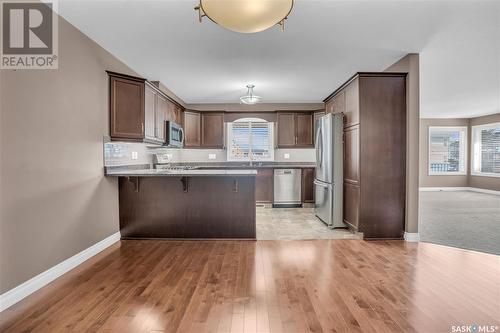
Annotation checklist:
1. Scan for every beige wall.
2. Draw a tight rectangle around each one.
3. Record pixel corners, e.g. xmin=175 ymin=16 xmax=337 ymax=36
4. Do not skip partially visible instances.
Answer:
xmin=469 ymin=113 xmax=500 ymax=191
xmin=384 ymin=54 xmax=420 ymax=233
xmin=419 ymin=114 xmax=500 ymax=191
xmin=0 ymin=16 xmax=139 ymax=293
xmin=419 ymin=118 xmax=470 ymax=187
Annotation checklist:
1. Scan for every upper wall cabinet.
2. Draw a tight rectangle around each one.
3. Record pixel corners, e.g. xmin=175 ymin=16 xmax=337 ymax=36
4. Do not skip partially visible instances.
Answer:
xmin=313 ymin=110 xmax=325 ymax=139
xmin=183 ymin=111 xmax=225 ymax=148
xmin=109 ymin=73 xmax=145 ymax=140
xmin=108 ymin=71 xmax=184 ymax=145
xmin=183 ymin=110 xmax=201 ymax=147
xmin=276 ymin=112 xmax=314 ymax=148
xmin=201 ymin=112 xmax=225 ymax=148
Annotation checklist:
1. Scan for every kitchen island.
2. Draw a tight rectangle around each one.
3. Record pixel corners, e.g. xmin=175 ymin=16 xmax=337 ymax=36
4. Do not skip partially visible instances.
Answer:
xmin=107 ymin=168 xmax=257 ymax=239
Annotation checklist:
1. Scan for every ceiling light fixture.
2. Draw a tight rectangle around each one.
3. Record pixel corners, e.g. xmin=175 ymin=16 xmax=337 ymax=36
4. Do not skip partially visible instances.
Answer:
xmin=240 ymin=85 xmax=262 ymax=105
xmin=194 ymin=0 xmax=293 ymax=33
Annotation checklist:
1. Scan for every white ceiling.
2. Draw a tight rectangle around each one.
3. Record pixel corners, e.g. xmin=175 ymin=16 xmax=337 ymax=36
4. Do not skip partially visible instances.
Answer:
xmin=57 ymin=0 xmax=499 ymax=118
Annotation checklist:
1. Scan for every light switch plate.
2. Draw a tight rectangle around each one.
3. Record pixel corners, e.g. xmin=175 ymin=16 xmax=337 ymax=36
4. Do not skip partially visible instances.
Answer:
xmin=131 ymin=151 xmax=138 ymax=160
xmin=284 ymin=153 xmax=290 ymax=159
xmin=208 ymin=153 xmax=216 ymax=160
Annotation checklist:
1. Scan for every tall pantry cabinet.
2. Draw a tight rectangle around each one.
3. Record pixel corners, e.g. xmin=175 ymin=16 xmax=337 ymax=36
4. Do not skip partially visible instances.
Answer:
xmin=324 ymin=73 xmax=407 ymax=239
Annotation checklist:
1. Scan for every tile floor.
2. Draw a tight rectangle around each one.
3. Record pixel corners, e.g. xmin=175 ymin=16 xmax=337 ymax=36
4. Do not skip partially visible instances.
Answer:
xmin=256 ymin=207 xmax=360 ymax=240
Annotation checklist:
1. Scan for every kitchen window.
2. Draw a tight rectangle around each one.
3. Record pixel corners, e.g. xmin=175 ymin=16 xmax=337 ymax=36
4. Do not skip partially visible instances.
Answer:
xmin=227 ymin=118 xmax=274 ymax=161
xmin=428 ymin=126 xmax=467 ymax=175
xmin=471 ymin=122 xmax=500 ymax=177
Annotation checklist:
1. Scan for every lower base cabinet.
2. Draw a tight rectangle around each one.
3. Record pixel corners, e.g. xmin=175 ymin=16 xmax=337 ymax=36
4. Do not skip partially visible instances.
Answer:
xmin=301 ymin=168 xmax=315 ymax=203
xmin=344 ymin=182 xmax=360 ymax=230
xmin=255 ymin=169 xmax=274 ymax=203
xmin=119 ymin=176 xmax=256 ymax=239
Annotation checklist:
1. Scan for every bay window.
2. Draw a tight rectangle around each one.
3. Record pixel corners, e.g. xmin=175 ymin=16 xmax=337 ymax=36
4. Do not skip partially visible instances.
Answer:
xmin=428 ymin=126 xmax=467 ymax=175
xmin=471 ymin=122 xmax=500 ymax=177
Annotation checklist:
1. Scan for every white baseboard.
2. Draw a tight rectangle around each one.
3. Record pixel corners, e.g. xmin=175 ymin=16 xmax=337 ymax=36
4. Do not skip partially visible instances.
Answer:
xmin=419 ymin=187 xmax=469 ymax=192
xmin=468 ymin=187 xmax=500 ymax=196
xmin=404 ymin=232 xmax=420 ymax=242
xmin=419 ymin=187 xmax=500 ymax=196
xmin=0 ymin=231 xmax=120 ymax=312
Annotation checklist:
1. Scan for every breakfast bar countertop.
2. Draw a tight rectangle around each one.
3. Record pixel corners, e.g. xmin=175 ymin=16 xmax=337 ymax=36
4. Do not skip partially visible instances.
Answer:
xmin=106 ymin=168 xmax=258 ymax=177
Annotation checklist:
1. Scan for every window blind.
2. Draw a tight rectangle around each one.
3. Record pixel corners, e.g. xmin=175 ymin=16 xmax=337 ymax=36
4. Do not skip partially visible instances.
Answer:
xmin=429 ymin=127 xmax=467 ymax=174
xmin=228 ymin=120 xmax=273 ymax=161
xmin=472 ymin=123 xmax=500 ymax=175
xmin=230 ymin=121 xmax=251 ymax=159
xmin=250 ymin=122 xmax=271 ymax=158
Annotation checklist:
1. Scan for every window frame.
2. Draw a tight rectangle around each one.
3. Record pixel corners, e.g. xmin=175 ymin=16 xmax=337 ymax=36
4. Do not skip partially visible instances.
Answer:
xmin=428 ymin=126 xmax=468 ymax=176
xmin=226 ymin=119 xmax=275 ymax=162
xmin=471 ymin=122 xmax=500 ymax=178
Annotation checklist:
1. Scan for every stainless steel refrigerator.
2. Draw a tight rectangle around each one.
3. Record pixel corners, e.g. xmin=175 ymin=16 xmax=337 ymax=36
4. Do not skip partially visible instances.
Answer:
xmin=314 ymin=113 xmax=346 ymax=228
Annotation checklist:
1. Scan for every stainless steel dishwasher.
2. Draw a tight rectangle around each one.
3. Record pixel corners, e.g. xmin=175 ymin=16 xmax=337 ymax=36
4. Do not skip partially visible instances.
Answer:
xmin=273 ymin=169 xmax=302 ymax=207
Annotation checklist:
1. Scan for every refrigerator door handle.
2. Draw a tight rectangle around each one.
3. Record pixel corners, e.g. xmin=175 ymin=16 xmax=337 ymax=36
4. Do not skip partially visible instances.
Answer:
xmin=313 ymin=180 xmax=329 ymax=188
xmin=316 ymin=126 xmax=323 ymax=168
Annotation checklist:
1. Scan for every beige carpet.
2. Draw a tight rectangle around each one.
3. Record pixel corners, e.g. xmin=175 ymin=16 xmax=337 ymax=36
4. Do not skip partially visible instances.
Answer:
xmin=420 ymin=191 xmax=500 ymax=255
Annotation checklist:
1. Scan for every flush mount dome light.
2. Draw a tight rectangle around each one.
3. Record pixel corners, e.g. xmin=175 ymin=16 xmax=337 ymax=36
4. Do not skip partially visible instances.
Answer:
xmin=194 ymin=0 xmax=294 ymax=33
xmin=240 ymin=85 xmax=262 ymax=105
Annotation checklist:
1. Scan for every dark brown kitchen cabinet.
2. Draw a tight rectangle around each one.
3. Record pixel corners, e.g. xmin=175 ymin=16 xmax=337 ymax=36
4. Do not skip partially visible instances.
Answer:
xmin=332 ymin=90 xmax=346 ymax=115
xmin=276 ymin=113 xmax=296 ymax=147
xmin=324 ymin=72 xmax=406 ymax=239
xmin=201 ymin=112 xmax=225 ymax=148
xmin=313 ymin=110 xmax=325 ymax=141
xmin=344 ymin=78 xmax=359 ymax=127
xmin=155 ymin=93 xmax=168 ymax=142
xmin=144 ymin=83 xmax=156 ymax=142
xmin=301 ymin=168 xmax=315 ymax=203
xmin=255 ymin=168 xmax=273 ymax=203
xmin=344 ymin=125 xmax=359 ymax=185
xmin=108 ymin=71 xmax=184 ymax=144
xmin=109 ymin=73 xmax=145 ymax=140
xmin=343 ymin=182 xmax=360 ymax=230
xmin=174 ymin=105 xmax=183 ymax=124
xmin=276 ymin=112 xmax=314 ymax=148
xmin=296 ymin=113 xmax=313 ymax=146
xmin=184 ymin=110 xmax=201 ymax=147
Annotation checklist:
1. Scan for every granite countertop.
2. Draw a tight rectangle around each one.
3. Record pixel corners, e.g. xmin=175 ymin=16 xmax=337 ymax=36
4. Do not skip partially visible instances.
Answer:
xmin=169 ymin=162 xmax=316 ymax=169
xmin=106 ymin=168 xmax=258 ymax=177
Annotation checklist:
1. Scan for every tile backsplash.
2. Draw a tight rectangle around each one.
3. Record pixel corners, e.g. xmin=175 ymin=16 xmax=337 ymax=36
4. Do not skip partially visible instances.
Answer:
xmin=104 ymin=142 xmax=154 ymax=166
xmin=104 ymin=141 xmax=315 ymax=166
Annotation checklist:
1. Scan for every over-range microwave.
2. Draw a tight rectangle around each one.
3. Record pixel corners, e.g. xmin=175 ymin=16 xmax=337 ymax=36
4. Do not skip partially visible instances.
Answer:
xmin=164 ymin=121 xmax=184 ymax=148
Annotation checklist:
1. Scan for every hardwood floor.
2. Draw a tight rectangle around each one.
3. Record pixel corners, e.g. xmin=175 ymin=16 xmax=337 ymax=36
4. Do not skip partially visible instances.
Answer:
xmin=1 ymin=240 xmax=499 ymax=333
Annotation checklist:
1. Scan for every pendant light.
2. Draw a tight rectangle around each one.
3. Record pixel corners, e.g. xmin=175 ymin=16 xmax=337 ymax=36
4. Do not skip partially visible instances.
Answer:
xmin=194 ymin=0 xmax=294 ymax=33
xmin=240 ymin=85 xmax=262 ymax=105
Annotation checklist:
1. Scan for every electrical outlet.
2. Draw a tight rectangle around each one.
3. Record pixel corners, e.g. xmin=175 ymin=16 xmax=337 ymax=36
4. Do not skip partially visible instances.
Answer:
xmin=284 ymin=153 xmax=290 ymax=159
xmin=131 ymin=151 xmax=138 ymax=160
xmin=208 ymin=153 xmax=216 ymax=160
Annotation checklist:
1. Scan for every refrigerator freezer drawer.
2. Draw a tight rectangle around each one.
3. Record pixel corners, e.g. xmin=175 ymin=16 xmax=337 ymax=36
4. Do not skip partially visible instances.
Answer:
xmin=314 ymin=180 xmax=332 ymax=226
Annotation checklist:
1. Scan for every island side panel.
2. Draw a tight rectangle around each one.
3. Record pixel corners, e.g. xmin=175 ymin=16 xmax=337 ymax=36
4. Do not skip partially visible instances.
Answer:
xmin=119 ymin=176 xmax=256 ymax=239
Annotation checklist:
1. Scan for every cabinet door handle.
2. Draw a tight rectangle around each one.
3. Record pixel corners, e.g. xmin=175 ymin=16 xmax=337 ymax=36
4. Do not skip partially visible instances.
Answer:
xmin=233 ymin=179 xmax=238 ymax=193
xmin=141 ymin=123 xmax=144 ymax=134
